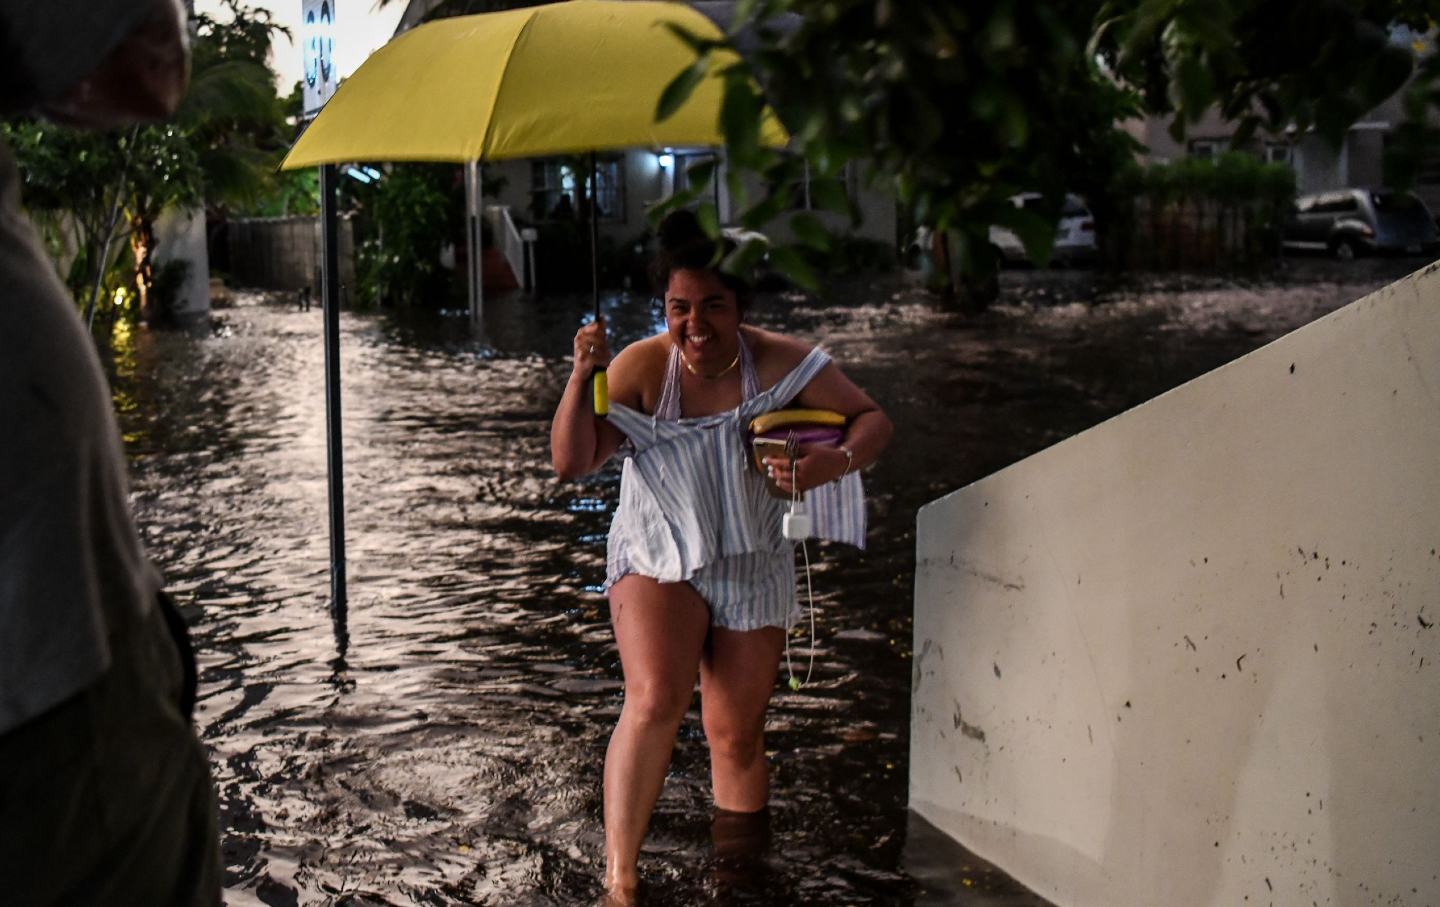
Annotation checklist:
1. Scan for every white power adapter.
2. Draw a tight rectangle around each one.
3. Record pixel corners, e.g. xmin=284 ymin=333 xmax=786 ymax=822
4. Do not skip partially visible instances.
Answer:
xmin=782 ymin=503 xmax=812 ymax=540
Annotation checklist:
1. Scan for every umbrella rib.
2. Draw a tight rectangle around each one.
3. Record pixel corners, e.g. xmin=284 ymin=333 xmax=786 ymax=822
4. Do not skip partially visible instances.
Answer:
xmin=477 ymin=7 xmax=545 ymax=162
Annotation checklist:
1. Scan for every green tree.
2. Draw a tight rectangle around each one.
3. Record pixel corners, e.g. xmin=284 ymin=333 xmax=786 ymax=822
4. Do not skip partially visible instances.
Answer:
xmin=351 ymin=162 xmax=466 ymax=309
xmin=1 ymin=120 xmax=132 ymax=310
xmin=4 ymin=1 xmax=291 ymax=330
xmin=661 ymin=0 xmax=1440 ymax=308
xmin=186 ymin=1 xmax=295 ymax=216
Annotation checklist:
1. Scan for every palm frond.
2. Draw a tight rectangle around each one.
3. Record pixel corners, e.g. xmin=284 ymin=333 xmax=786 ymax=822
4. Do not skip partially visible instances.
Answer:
xmin=179 ymin=60 xmax=282 ymax=126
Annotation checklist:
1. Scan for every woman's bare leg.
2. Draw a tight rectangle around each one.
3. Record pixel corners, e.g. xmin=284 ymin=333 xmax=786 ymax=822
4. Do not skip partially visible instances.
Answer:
xmin=699 ymin=626 xmax=785 ymax=812
xmin=604 ymin=576 xmax=711 ymax=897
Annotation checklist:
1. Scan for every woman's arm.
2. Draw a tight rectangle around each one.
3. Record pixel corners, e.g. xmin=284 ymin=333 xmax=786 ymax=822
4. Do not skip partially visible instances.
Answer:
xmin=763 ymin=358 xmax=893 ymax=495
xmin=551 ymin=318 xmax=620 ymax=479
xmin=550 ymin=319 xmax=662 ymax=480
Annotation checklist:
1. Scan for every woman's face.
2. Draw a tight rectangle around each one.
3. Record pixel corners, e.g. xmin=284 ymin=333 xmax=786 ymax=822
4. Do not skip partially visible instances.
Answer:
xmin=664 ymin=268 xmax=742 ymax=366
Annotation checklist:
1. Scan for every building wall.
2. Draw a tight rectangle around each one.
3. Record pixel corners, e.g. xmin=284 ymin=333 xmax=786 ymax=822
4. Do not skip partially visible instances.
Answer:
xmin=911 ymin=262 xmax=1440 ymax=907
xmin=153 ymin=206 xmax=210 ymax=322
xmin=226 ymin=215 xmax=356 ymax=293
xmin=1125 ymin=108 xmax=1244 ymax=163
xmin=1347 ymin=129 xmax=1387 ymax=188
xmin=1293 ymin=135 xmax=1346 ymax=195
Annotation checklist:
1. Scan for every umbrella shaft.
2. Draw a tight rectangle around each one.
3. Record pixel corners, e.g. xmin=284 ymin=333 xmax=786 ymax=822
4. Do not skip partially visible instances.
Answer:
xmin=319 ymin=163 xmax=348 ymax=653
xmin=589 ymin=151 xmax=600 ymax=319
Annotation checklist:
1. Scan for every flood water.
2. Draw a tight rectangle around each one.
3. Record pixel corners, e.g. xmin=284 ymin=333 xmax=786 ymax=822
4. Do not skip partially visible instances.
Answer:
xmin=111 ymin=258 xmax=1422 ymax=905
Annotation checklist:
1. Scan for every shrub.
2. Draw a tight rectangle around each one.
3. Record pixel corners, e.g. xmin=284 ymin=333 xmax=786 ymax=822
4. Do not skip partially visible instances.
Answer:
xmin=1108 ymin=152 xmax=1295 ymax=271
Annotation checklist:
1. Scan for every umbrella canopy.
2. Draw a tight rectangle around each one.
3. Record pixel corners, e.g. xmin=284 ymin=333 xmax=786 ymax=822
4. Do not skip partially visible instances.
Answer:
xmin=280 ymin=0 xmax=787 ymax=170
xmin=281 ymin=1 xmax=792 ymax=631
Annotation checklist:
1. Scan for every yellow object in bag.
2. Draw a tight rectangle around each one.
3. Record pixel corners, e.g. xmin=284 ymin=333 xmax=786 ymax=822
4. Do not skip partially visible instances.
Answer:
xmin=747 ymin=409 xmax=847 ymax=499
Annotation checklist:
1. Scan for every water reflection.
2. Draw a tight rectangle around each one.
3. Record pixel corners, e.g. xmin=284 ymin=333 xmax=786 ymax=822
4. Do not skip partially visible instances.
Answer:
xmin=114 ymin=259 xmax=1418 ymax=904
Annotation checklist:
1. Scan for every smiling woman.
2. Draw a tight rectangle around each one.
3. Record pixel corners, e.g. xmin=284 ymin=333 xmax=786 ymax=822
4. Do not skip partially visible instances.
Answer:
xmin=548 ymin=208 xmax=893 ymax=901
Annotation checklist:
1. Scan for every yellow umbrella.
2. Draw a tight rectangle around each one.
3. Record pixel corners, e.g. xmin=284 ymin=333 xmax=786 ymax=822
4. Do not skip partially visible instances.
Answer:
xmin=283 ymin=0 xmax=786 ymax=417
xmin=280 ymin=0 xmax=787 ymax=168
xmin=281 ymin=0 xmax=788 ymax=628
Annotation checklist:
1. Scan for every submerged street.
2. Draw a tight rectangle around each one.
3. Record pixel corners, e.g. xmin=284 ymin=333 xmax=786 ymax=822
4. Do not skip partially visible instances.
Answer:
xmin=111 ymin=258 xmax=1423 ymax=905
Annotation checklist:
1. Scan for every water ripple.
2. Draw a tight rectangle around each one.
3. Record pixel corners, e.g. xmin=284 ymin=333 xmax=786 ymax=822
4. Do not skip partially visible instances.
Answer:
xmin=112 ymin=262 xmax=1411 ymax=904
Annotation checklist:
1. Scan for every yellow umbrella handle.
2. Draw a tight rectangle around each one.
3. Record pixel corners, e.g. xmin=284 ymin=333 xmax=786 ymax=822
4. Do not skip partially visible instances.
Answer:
xmin=593 ymin=367 xmax=609 ymax=417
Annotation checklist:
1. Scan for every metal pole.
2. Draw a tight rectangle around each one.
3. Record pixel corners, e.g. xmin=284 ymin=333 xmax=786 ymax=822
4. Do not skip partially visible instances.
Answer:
xmin=464 ymin=161 xmax=476 ymax=321
xmin=319 ymin=162 xmax=348 ymax=656
xmin=464 ymin=159 xmax=485 ymax=327
xmin=589 ymin=150 xmax=599 ymax=318
xmin=476 ymin=162 xmax=485 ymax=328
xmin=588 ymin=151 xmax=608 ymax=416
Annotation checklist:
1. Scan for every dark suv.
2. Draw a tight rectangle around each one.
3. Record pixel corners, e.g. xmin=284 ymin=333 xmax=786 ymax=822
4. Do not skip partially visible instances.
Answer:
xmin=1283 ymin=188 xmax=1440 ymax=260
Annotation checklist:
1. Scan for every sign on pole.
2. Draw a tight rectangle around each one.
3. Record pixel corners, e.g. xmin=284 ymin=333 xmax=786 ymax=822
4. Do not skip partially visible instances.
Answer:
xmin=302 ymin=0 xmax=337 ymax=119
xmin=301 ymin=1 xmax=346 ymax=645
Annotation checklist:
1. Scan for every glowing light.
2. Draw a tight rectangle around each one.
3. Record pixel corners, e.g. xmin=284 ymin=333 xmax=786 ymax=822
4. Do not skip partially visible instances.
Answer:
xmin=657 ymin=152 xmax=674 ymax=171
xmin=111 ymin=313 xmax=133 ymax=344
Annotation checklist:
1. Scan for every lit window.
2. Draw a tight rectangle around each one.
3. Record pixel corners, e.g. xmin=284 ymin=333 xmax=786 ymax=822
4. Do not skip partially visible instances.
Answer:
xmin=1188 ymin=139 xmax=1222 ymax=160
xmin=531 ymin=157 xmax=626 ymax=223
xmin=1264 ymin=143 xmax=1293 ymax=166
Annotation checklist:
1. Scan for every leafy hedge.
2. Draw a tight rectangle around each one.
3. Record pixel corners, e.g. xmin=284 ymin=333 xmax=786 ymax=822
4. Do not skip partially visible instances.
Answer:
xmin=351 ymin=163 xmax=464 ymax=309
xmin=1106 ymin=151 xmax=1296 ymax=270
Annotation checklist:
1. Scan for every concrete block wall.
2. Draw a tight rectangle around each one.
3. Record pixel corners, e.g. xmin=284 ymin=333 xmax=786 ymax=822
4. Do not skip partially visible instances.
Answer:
xmin=911 ymin=263 xmax=1440 ymax=906
xmin=227 ymin=215 xmax=355 ymax=292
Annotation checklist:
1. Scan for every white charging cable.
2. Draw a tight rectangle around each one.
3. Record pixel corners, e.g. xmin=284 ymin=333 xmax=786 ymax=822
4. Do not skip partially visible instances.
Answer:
xmin=782 ymin=456 xmax=817 ymax=691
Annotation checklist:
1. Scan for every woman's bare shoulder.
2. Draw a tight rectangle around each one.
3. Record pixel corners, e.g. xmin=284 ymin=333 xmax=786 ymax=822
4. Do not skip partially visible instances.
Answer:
xmin=608 ymin=333 xmax=670 ymax=408
xmin=743 ymin=325 xmax=811 ymax=386
xmin=612 ymin=332 xmax=670 ymax=368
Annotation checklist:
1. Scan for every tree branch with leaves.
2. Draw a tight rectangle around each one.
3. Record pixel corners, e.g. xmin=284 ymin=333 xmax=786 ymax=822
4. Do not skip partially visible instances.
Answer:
xmin=658 ymin=0 xmax=1439 ymax=308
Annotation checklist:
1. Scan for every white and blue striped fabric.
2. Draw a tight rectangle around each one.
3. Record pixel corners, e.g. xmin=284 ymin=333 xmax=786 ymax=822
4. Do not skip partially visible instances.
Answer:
xmin=603 ymin=340 xmax=866 ymax=630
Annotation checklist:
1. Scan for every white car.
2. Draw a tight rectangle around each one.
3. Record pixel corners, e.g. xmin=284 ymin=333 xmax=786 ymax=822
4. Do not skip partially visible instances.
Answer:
xmin=989 ymin=193 xmax=1097 ymax=265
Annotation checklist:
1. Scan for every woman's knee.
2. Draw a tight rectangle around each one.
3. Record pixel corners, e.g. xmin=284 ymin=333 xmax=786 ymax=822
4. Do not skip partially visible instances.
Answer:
xmin=703 ymin=714 xmax=765 ymax=764
xmin=622 ymin=679 xmax=693 ymax=728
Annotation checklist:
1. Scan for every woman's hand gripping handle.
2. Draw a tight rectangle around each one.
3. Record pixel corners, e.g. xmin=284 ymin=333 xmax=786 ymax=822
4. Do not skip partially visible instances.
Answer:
xmin=552 ymin=318 xmax=616 ymax=480
xmin=575 ymin=319 xmax=612 ymax=417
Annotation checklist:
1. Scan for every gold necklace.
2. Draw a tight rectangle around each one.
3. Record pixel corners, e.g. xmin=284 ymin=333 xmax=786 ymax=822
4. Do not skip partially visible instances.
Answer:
xmin=678 ymin=346 xmax=741 ymax=380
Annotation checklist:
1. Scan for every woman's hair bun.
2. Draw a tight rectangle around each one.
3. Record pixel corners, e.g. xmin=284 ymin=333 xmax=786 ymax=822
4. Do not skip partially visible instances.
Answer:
xmin=649 ymin=209 xmax=752 ymax=308
xmin=657 ymin=208 xmax=709 ymax=253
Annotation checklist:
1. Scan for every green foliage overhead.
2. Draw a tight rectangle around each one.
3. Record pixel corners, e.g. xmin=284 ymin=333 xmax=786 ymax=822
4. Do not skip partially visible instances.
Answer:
xmin=657 ymin=0 xmax=1440 ymax=305
xmin=1092 ymin=0 xmax=1425 ymax=150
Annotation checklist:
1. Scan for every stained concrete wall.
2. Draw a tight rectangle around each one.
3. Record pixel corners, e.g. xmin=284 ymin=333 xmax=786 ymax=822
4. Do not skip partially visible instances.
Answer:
xmin=153 ymin=206 xmax=210 ymax=323
xmin=911 ymin=262 xmax=1440 ymax=906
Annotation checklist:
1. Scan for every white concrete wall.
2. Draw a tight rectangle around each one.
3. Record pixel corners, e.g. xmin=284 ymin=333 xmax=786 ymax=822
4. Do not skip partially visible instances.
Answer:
xmin=152 ymin=206 xmax=210 ymax=322
xmin=911 ymin=262 xmax=1440 ymax=907
xmin=1292 ymin=135 xmax=1345 ymax=196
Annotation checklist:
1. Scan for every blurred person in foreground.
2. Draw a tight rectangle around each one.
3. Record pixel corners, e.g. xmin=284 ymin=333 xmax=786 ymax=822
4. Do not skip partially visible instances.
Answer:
xmin=0 ymin=1 xmax=221 ymax=902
